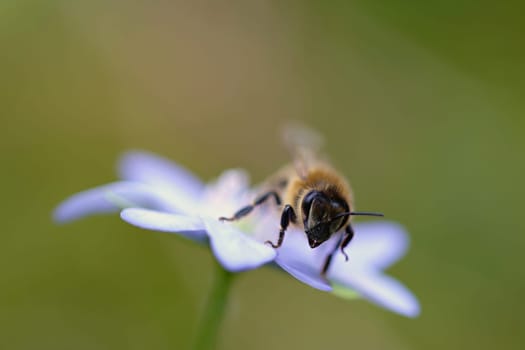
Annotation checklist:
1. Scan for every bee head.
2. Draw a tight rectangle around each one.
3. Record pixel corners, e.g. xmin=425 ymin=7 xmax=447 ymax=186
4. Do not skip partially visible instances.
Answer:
xmin=301 ymin=190 xmax=349 ymax=248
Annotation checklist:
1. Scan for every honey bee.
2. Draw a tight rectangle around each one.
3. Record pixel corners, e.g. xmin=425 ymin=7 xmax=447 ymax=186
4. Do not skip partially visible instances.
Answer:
xmin=219 ymin=125 xmax=383 ymax=276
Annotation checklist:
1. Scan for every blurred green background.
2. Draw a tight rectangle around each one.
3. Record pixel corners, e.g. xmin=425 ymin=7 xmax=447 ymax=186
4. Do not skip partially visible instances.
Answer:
xmin=2 ymin=0 xmax=524 ymax=349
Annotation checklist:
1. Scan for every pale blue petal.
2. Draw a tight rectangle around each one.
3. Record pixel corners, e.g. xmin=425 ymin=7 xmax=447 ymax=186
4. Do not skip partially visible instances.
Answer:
xmin=275 ymin=258 xmax=332 ymax=292
xmin=54 ymin=182 xmax=181 ymax=223
xmin=205 ymin=169 xmax=250 ymax=199
xmin=273 ymin=227 xmax=336 ymax=291
xmin=118 ymin=151 xmax=204 ymax=209
xmin=203 ymin=218 xmax=276 ymax=272
xmin=331 ymin=269 xmax=420 ymax=318
xmin=350 ymin=221 xmax=409 ymax=269
xmin=201 ymin=169 xmax=253 ymax=218
xmin=120 ymin=208 xmax=207 ymax=241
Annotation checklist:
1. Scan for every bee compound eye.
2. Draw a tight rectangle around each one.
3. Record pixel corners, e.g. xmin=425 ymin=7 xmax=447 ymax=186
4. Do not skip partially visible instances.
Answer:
xmin=329 ymin=217 xmax=344 ymax=233
xmin=301 ymin=191 xmax=321 ymax=218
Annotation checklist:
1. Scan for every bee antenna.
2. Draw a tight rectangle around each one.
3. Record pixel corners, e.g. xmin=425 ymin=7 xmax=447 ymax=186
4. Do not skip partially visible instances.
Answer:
xmin=351 ymin=211 xmax=384 ymax=217
xmin=331 ymin=211 xmax=384 ymax=221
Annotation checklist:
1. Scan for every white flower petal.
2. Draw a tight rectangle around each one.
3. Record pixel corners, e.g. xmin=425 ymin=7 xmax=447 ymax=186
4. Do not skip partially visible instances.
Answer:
xmin=273 ymin=227 xmax=337 ymax=291
xmin=54 ymin=182 xmax=181 ymax=223
xmin=118 ymin=151 xmax=204 ymax=212
xmin=275 ymin=258 xmax=332 ymax=292
xmin=350 ymin=221 xmax=409 ymax=269
xmin=208 ymin=169 xmax=250 ymax=197
xmin=201 ymin=169 xmax=253 ymax=217
xmin=203 ymin=218 xmax=276 ymax=272
xmin=120 ymin=208 xmax=207 ymax=241
xmin=270 ymin=221 xmax=417 ymax=308
xmin=331 ymin=269 xmax=420 ymax=318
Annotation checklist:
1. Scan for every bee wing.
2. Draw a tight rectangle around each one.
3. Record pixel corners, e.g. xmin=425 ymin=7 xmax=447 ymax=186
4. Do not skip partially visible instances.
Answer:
xmin=281 ymin=122 xmax=325 ymax=179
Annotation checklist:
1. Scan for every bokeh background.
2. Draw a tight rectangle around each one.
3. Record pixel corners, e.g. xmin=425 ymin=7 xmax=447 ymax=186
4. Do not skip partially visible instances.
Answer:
xmin=2 ymin=1 xmax=524 ymax=349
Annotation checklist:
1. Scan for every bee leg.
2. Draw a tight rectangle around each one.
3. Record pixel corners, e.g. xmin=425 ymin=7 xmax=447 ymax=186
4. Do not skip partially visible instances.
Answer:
xmin=265 ymin=204 xmax=296 ymax=248
xmin=219 ymin=191 xmax=281 ymax=221
xmin=321 ymin=234 xmax=344 ymax=276
xmin=340 ymin=225 xmax=354 ymax=262
xmin=321 ymin=225 xmax=354 ymax=276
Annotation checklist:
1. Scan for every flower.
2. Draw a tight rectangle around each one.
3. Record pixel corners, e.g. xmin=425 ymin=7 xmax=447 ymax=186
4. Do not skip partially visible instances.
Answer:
xmin=54 ymin=151 xmax=420 ymax=317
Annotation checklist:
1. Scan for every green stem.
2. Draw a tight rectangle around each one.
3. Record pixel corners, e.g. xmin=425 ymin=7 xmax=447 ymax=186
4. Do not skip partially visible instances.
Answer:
xmin=192 ymin=263 xmax=235 ymax=350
